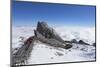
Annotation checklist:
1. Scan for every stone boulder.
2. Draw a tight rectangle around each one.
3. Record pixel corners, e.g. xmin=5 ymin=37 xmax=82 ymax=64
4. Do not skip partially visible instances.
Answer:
xmin=92 ymin=43 xmax=96 ymax=47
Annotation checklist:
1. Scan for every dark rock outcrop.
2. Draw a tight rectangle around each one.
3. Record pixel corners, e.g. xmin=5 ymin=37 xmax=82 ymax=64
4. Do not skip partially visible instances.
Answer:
xmin=34 ymin=21 xmax=72 ymax=49
xmin=71 ymin=39 xmax=78 ymax=43
xmin=12 ymin=36 xmax=35 ymax=67
xmin=65 ymin=44 xmax=72 ymax=49
xmin=78 ymin=40 xmax=89 ymax=45
xmin=92 ymin=43 xmax=96 ymax=47
xmin=36 ymin=21 xmax=65 ymax=43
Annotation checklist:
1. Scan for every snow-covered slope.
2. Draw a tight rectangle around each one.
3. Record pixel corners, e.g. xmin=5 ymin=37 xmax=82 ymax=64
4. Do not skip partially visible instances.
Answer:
xmin=27 ymin=41 xmax=95 ymax=64
xmin=12 ymin=26 xmax=96 ymax=65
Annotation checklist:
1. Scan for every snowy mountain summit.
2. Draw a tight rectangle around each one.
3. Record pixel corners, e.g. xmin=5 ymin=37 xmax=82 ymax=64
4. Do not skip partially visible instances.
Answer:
xmin=34 ymin=21 xmax=72 ymax=49
xmin=27 ymin=21 xmax=95 ymax=64
xmin=12 ymin=21 xmax=96 ymax=66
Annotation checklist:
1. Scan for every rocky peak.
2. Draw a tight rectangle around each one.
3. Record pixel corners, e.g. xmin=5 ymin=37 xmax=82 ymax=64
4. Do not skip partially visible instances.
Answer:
xmin=36 ymin=21 xmax=64 ymax=43
xmin=34 ymin=21 xmax=72 ymax=49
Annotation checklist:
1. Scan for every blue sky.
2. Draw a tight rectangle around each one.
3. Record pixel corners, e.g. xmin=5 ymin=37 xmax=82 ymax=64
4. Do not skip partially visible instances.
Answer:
xmin=12 ymin=1 xmax=96 ymax=27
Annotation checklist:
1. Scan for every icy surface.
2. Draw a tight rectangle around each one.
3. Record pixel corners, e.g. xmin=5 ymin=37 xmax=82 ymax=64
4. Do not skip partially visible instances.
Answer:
xmin=27 ymin=41 xmax=95 ymax=64
xmin=12 ymin=26 xmax=96 ymax=64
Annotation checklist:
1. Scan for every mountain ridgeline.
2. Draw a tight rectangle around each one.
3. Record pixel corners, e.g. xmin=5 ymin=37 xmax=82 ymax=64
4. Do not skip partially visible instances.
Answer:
xmin=34 ymin=21 xmax=95 ymax=47
xmin=34 ymin=21 xmax=72 ymax=49
xmin=12 ymin=21 xmax=95 ymax=67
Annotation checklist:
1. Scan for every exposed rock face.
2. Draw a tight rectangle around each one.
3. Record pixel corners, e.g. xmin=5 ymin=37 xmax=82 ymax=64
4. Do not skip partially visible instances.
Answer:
xmin=92 ymin=43 xmax=96 ymax=47
xmin=34 ymin=21 xmax=72 ymax=49
xmin=71 ymin=39 xmax=78 ymax=43
xmin=78 ymin=40 xmax=89 ymax=45
xmin=36 ymin=21 xmax=65 ymax=43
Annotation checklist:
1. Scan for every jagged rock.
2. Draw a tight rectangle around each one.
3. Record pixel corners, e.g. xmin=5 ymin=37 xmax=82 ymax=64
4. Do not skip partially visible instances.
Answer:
xmin=92 ymin=43 xmax=96 ymax=47
xmin=65 ymin=44 xmax=72 ymax=49
xmin=34 ymin=21 xmax=72 ymax=49
xmin=78 ymin=40 xmax=89 ymax=45
xmin=12 ymin=36 xmax=35 ymax=66
xmin=64 ymin=40 xmax=71 ymax=43
xmin=34 ymin=30 xmax=66 ymax=48
xmin=24 ymin=36 xmax=34 ymax=46
xmin=36 ymin=21 xmax=65 ymax=43
xmin=71 ymin=39 xmax=78 ymax=43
